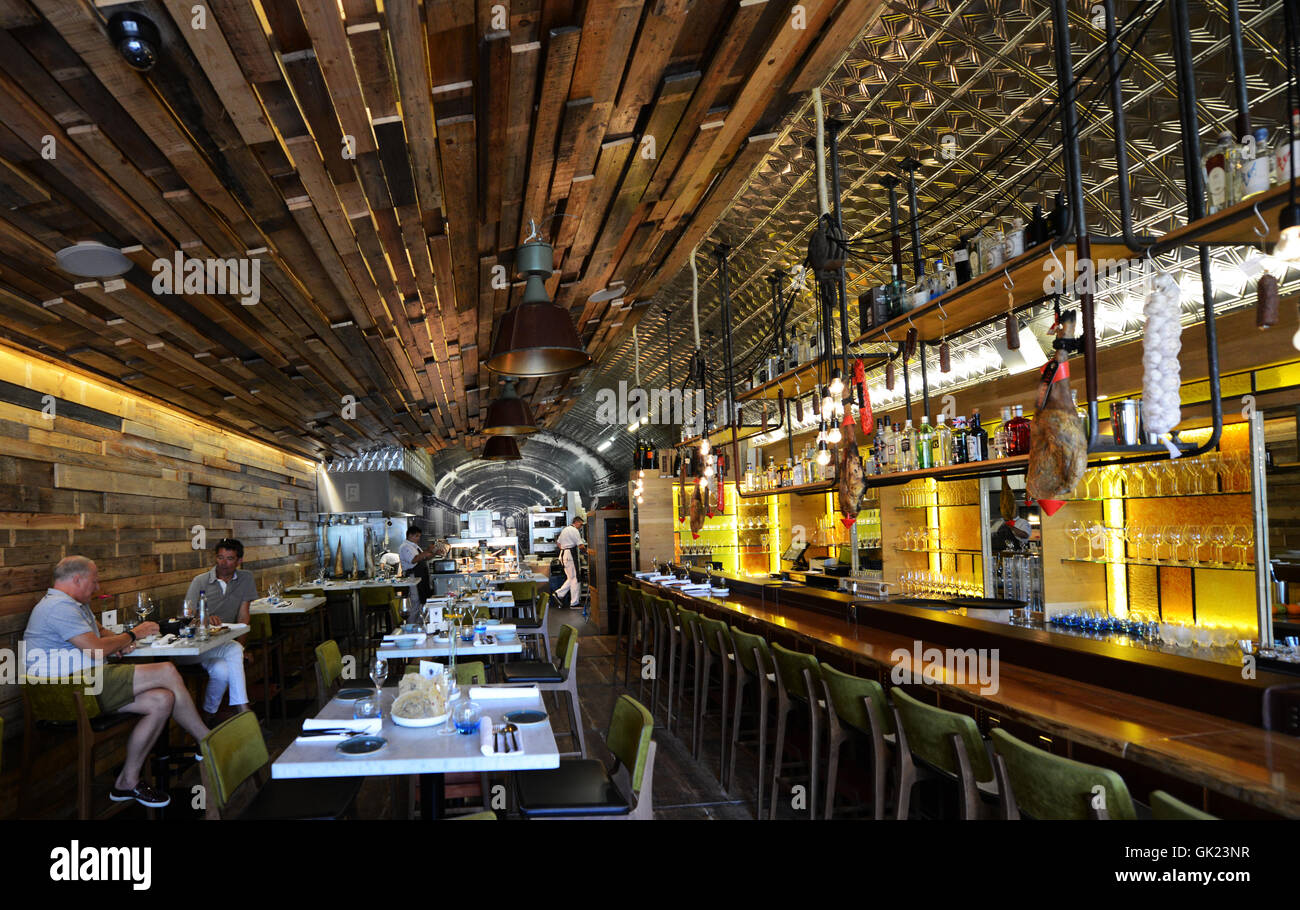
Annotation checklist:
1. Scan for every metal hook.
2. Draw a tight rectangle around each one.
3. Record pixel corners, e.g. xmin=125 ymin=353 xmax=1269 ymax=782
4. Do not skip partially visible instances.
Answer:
xmin=1252 ymin=202 xmax=1268 ymax=240
xmin=936 ymin=300 xmax=949 ymax=321
xmin=525 ymin=218 xmax=540 ymax=242
xmin=1002 ymin=265 xmax=1014 ymax=291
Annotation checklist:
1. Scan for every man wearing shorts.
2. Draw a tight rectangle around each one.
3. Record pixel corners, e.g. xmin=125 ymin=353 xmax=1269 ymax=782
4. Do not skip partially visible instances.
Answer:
xmin=22 ymin=556 xmax=211 ymax=808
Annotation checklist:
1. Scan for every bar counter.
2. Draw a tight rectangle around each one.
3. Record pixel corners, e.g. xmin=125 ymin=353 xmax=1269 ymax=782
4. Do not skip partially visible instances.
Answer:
xmin=634 ymin=572 xmax=1300 ymax=819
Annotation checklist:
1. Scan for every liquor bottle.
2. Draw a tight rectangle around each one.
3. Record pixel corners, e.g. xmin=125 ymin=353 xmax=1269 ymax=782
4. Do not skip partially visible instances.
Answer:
xmin=886 ymin=263 xmax=905 ymax=319
xmin=1049 ymin=192 xmax=1069 ymax=239
xmin=766 ymin=458 xmax=777 ymax=489
xmin=934 ymin=413 xmax=952 ymax=467
xmin=953 ymin=237 xmax=972 ymax=284
xmin=885 ymin=419 xmax=898 ymax=473
xmin=901 ymin=419 xmax=915 ymax=471
xmin=1203 ymin=131 xmax=1235 ymax=214
xmin=1007 ymin=404 xmax=1032 ymax=456
xmin=1028 ymin=203 xmax=1047 ymax=246
xmin=995 ymin=406 xmax=1012 ymax=458
xmin=1276 ymin=110 xmax=1300 ymax=189
xmin=1005 ymin=217 xmax=1026 ymax=259
xmin=197 ymin=588 xmax=209 ymax=641
xmin=951 ymin=417 xmax=968 ymax=465
xmin=967 ymin=409 xmax=988 ymax=462
xmin=783 ymin=459 xmax=793 ymax=487
xmin=916 ymin=415 xmax=934 ymax=469
xmin=1239 ymin=126 xmax=1272 ymax=200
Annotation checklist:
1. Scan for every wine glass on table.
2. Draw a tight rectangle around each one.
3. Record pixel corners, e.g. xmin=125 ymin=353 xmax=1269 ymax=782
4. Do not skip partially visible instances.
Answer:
xmin=371 ymin=655 xmax=388 ymax=699
xmin=135 ymin=594 xmax=153 ymax=628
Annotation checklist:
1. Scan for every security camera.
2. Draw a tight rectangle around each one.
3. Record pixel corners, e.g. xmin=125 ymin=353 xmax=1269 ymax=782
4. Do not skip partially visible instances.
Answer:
xmin=107 ymin=11 xmax=161 ymax=72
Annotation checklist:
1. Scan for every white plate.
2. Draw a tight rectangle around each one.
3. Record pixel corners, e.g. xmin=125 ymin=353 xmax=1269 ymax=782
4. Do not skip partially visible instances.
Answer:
xmin=391 ymin=710 xmax=451 ymax=728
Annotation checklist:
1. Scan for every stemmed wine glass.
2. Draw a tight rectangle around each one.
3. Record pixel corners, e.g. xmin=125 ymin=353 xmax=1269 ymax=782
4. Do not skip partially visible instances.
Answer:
xmin=1066 ymin=520 xmax=1084 ymax=559
xmin=1208 ymin=524 xmax=1228 ymax=567
xmin=1184 ymin=525 xmax=1203 ymax=567
xmin=370 ymin=655 xmax=387 ymax=704
xmin=1087 ymin=522 xmax=1106 ymax=560
xmin=1231 ymin=525 xmax=1253 ymax=568
xmin=135 ymin=595 xmax=153 ymax=627
xmin=1125 ymin=525 xmax=1145 ymax=563
xmin=1165 ymin=525 xmax=1185 ymax=564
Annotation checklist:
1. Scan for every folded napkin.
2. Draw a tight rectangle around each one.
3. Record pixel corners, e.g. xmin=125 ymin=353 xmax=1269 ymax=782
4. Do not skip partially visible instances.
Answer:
xmin=382 ymin=632 xmax=425 ymax=642
xmin=469 ymin=685 xmax=539 ymax=701
xmin=479 ymin=715 xmax=494 ymax=755
xmin=146 ymin=634 xmax=179 ymax=648
xmin=297 ymin=717 xmax=381 ymax=743
xmin=486 ymin=623 xmax=516 ymax=634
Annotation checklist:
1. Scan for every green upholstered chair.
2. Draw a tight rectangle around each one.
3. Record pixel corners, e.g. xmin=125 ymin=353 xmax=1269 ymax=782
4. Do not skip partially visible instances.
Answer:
xmin=20 ymin=675 xmax=147 ymax=820
xmin=499 ymin=580 xmax=539 ymax=622
xmin=1150 ymin=790 xmax=1217 ymax=820
xmin=515 ymin=694 xmax=656 ymax=819
xmin=767 ymin=643 xmax=822 ymax=820
xmin=199 ymin=711 xmax=360 ymax=819
xmin=694 ymin=614 xmax=734 ymax=786
xmin=892 ymin=687 xmax=997 ymax=820
xmin=728 ymin=625 xmax=773 ymax=818
xmin=500 ymin=623 xmax=585 ymax=757
xmin=991 ymin=727 xmax=1135 ymax=820
xmin=515 ymin=590 xmax=552 ymax=663
xmin=403 ymin=660 xmax=485 ymax=687
xmin=245 ymin=612 xmax=286 ymax=720
xmin=452 ymin=809 xmax=499 ymax=820
xmin=360 ymin=584 xmax=398 ymax=647
xmin=819 ymin=662 xmax=894 ymax=820
xmin=314 ymin=639 xmax=344 ymax=709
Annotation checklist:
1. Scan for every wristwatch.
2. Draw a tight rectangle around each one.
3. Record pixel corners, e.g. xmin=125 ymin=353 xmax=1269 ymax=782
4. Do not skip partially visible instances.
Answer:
xmin=126 ymin=629 xmax=137 ymax=643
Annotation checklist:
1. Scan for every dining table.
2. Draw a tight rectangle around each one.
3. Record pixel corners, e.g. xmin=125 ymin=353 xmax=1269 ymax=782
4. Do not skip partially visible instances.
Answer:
xmin=119 ymin=623 xmax=250 ymax=663
xmin=375 ymin=631 xmax=523 ymax=659
xmin=250 ymin=595 xmax=324 ymax=615
xmin=271 ymin=685 xmax=560 ymax=818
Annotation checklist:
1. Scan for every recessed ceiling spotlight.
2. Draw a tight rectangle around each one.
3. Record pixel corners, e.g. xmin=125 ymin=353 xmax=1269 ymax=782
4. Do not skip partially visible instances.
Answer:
xmin=55 ymin=241 xmax=132 ymax=278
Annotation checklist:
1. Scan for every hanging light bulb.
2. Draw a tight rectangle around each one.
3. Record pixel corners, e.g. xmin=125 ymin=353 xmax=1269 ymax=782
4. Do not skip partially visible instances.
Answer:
xmin=828 ymin=369 xmax=844 ymax=398
xmin=700 ymin=437 xmax=711 ymax=456
xmin=816 ymin=440 xmax=831 ymax=466
xmin=638 ymin=469 xmax=645 ymax=480
xmin=704 ymin=463 xmax=715 ymax=479
xmin=828 ymin=424 xmax=842 ymax=445
xmin=821 ymin=386 xmax=833 ymax=416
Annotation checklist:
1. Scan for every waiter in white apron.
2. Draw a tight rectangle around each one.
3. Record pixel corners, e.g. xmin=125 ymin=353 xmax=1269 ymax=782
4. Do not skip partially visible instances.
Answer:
xmin=554 ymin=516 xmax=585 ymax=609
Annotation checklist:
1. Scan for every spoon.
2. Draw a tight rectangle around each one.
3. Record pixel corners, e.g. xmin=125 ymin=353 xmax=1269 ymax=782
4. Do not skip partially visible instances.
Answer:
xmin=501 ymin=722 xmax=520 ymax=752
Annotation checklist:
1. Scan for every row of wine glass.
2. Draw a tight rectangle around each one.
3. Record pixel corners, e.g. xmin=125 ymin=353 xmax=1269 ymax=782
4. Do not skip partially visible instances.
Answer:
xmin=1064 ymin=521 xmax=1254 ymax=567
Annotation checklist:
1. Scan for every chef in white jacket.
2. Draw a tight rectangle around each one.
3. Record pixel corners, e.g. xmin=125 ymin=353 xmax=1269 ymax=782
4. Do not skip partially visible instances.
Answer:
xmin=554 ymin=515 xmax=586 ymax=608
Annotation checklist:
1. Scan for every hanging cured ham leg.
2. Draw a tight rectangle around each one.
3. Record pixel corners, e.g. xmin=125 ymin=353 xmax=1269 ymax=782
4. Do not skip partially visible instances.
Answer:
xmin=1026 ymin=350 xmax=1087 ymax=516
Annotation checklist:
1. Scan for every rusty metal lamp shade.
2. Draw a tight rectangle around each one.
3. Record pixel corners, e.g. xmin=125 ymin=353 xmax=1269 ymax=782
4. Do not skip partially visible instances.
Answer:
xmin=485 ymin=275 xmax=591 ymax=377
xmin=483 ymin=379 xmax=538 ymax=435
xmin=481 ymin=435 xmax=523 ymax=460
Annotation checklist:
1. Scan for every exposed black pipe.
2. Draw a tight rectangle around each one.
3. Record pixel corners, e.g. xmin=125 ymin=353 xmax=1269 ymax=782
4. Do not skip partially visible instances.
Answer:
xmin=1102 ymin=0 xmax=1146 ymax=253
xmin=827 ymin=119 xmax=854 ymax=401
xmin=1226 ymin=0 xmax=1252 ymax=138
xmin=918 ymin=340 xmax=931 ymax=423
xmin=882 ymin=175 xmax=903 ymax=276
xmin=1169 ymin=0 xmax=1223 ymax=458
xmin=1050 ymin=0 xmax=1100 ymax=446
xmin=715 ymin=245 xmax=737 ymax=431
xmin=902 ymin=158 xmax=924 ymax=284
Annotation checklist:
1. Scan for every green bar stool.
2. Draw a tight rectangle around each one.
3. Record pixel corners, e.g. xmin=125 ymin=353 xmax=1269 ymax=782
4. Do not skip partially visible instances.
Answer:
xmin=674 ymin=607 xmax=703 ymax=751
xmin=625 ymin=587 xmax=652 ymax=701
xmin=314 ymin=639 xmax=344 ymax=709
xmin=612 ymin=582 xmax=631 ymax=687
xmin=1150 ymin=790 xmax=1217 ymax=820
xmin=991 ymin=727 xmax=1136 ymax=819
xmin=649 ymin=595 xmax=679 ymax=726
xmin=694 ymin=614 xmax=734 ymax=785
xmin=819 ymin=662 xmax=894 ymax=819
xmin=892 ymin=687 xmax=998 ymax=819
xmin=768 ymin=642 xmax=822 ymax=820
xmin=728 ymin=625 xmax=773 ymax=818
xmin=515 ymin=590 xmax=551 ymax=663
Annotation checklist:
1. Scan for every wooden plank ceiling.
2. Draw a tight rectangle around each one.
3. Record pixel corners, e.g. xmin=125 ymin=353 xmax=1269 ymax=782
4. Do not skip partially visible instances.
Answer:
xmin=0 ymin=0 xmax=879 ymax=460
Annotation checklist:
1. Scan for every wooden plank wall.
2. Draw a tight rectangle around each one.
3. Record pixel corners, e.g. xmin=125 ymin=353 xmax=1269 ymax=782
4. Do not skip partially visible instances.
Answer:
xmin=0 ymin=341 xmax=319 ymax=742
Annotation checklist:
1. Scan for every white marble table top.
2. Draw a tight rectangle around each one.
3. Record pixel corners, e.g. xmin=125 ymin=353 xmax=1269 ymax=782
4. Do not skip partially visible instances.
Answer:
xmin=376 ymin=634 xmax=523 ymax=658
xmin=270 ymin=687 xmax=559 ymax=778
xmin=121 ymin=623 xmax=249 ymax=660
xmin=251 ymin=595 xmax=324 ymax=615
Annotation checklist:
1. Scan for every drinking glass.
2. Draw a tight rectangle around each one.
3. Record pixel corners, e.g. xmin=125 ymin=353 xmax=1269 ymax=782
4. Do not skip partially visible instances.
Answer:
xmin=1087 ymin=522 xmax=1106 ymax=560
xmin=1232 ymin=525 xmax=1253 ymax=568
xmin=1184 ymin=525 xmax=1203 ymax=567
xmin=353 ymin=694 xmax=381 ymax=723
xmin=371 ymin=656 xmax=387 ymax=696
xmin=1066 ymin=520 xmax=1085 ymax=559
xmin=1208 ymin=524 xmax=1228 ymax=566
xmin=1229 ymin=455 xmax=1250 ymax=493
xmin=1165 ymin=525 xmax=1184 ymax=564
xmin=1126 ymin=525 xmax=1146 ymax=563
xmin=1149 ymin=526 xmax=1166 ymax=563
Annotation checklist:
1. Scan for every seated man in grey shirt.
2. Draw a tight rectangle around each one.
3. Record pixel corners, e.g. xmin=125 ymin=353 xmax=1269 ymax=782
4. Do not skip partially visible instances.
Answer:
xmin=183 ymin=538 xmax=258 ymax=722
xmin=22 ymin=555 xmax=211 ymax=808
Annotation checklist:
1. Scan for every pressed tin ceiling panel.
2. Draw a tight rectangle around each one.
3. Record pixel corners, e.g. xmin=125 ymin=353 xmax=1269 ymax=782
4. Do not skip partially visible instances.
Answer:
xmin=557 ymin=0 xmax=1292 ymax=472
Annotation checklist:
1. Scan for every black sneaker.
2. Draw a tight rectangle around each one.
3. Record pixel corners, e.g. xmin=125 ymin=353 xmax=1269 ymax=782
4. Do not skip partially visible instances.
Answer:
xmin=109 ymin=783 xmax=171 ymax=808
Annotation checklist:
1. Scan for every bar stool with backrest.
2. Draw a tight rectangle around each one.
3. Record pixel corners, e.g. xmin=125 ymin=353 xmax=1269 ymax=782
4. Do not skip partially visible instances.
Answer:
xmin=990 ymin=727 xmax=1136 ymax=820
xmin=200 ymin=712 xmax=361 ymax=819
xmin=623 ymin=586 xmax=651 ymax=698
xmin=647 ymin=595 xmax=676 ymax=726
xmin=514 ymin=590 xmax=551 ymax=663
xmin=673 ymin=606 xmax=703 ymax=751
xmin=767 ymin=642 xmax=823 ymax=820
xmin=283 ymin=585 xmax=325 ymax=687
xmin=499 ymin=623 xmax=585 ymax=758
xmin=20 ymin=675 xmax=156 ymax=820
xmin=514 ymin=694 xmax=656 ymax=819
xmin=360 ymin=585 xmax=398 ymax=646
xmin=1149 ymin=790 xmax=1217 ymax=820
xmin=818 ymin=662 xmax=895 ymax=819
xmin=612 ymin=582 xmax=633 ymax=687
xmin=499 ymin=580 xmax=538 ymax=623
xmin=323 ymin=589 xmax=358 ymax=658
xmin=727 ymin=625 xmax=773 ymax=817
xmin=694 ymin=614 xmax=735 ymax=785
xmin=892 ymin=688 xmax=999 ymax=819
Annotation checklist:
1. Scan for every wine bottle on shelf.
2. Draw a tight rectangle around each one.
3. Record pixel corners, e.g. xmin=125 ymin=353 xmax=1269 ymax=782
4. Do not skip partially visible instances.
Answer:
xmin=967 ymin=409 xmax=988 ymax=462
xmin=954 ymin=237 xmax=972 ymax=284
xmin=951 ymin=417 xmax=968 ymax=465
xmin=1007 ymin=404 xmax=1031 ymax=456
xmin=1029 ymin=203 xmax=1047 ymax=246
xmin=916 ymin=415 xmax=934 ymax=469
xmin=901 ymin=419 xmax=915 ymax=472
xmin=934 ymin=413 xmax=951 ymax=467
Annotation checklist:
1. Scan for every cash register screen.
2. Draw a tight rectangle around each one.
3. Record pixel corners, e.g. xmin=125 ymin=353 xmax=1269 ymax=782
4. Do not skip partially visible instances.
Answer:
xmin=781 ymin=541 xmax=809 ymax=562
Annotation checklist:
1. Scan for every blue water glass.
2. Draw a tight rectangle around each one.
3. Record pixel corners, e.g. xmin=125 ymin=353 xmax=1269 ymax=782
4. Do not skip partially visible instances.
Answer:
xmin=474 ymin=618 xmax=488 ymax=637
xmin=453 ymin=697 xmax=481 ymax=735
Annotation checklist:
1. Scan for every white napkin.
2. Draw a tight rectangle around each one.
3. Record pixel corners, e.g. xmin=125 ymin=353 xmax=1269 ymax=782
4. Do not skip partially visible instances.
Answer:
xmin=146 ymin=634 xmax=178 ymax=648
xmin=469 ymin=685 xmax=539 ymax=701
xmin=487 ymin=623 xmax=516 ymax=634
xmin=479 ymin=715 xmax=495 ymax=755
xmin=297 ymin=717 xmax=381 ymax=742
xmin=382 ymin=632 xmax=424 ymax=642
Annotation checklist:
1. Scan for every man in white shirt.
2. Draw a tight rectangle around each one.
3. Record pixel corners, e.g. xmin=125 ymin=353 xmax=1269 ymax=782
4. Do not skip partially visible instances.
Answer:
xmin=183 ymin=539 xmax=256 ymax=723
xmin=399 ymin=525 xmax=438 ymax=602
xmin=554 ymin=516 xmax=585 ymax=608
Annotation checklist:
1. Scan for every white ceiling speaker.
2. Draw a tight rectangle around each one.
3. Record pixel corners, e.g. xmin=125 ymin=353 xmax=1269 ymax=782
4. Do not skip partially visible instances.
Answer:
xmin=587 ymin=281 xmax=626 ymax=303
xmin=55 ymin=242 xmax=132 ymax=278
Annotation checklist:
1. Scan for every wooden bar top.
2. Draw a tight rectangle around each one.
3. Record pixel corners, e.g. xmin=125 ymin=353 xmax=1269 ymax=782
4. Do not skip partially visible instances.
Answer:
xmin=634 ymin=577 xmax=1300 ymax=818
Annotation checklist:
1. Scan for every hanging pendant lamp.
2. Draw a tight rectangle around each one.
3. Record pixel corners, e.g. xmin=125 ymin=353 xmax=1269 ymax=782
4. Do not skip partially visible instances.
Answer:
xmin=485 ymin=238 xmax=591 ymax=377
xmin=483 ymin=379 xmax=538 ymax=435
xmin=481 ymin=435 xmax=522 ymax=460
